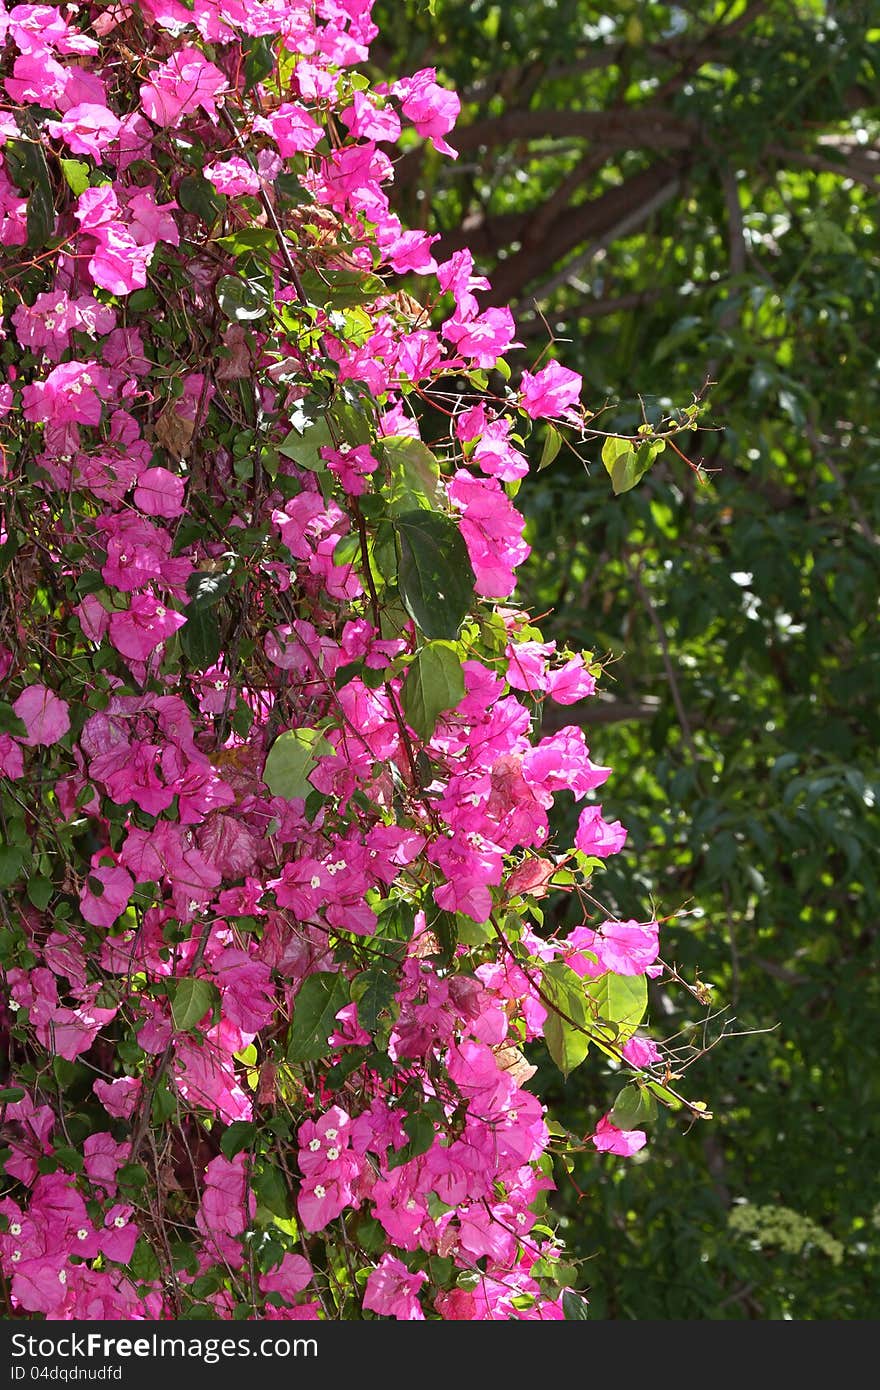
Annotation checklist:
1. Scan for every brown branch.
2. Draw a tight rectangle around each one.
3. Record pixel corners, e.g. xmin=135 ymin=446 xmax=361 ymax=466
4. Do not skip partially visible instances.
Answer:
xmin=540 ymin=694 xmax=662 ymax=732
xmin=764 ymin=142 xmax=880 ymax=189
xmin=485 ymin=160 xmax=687 ymax=305
xmin=394 ymin=108 xmax=698 ymax=189
xmin=627 ymin=559 xmax=702 ymax=771
xmin=514 ymin=174 xmax=682 ymax=310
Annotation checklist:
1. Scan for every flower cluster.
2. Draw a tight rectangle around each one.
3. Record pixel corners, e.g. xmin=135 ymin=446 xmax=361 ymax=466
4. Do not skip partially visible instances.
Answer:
xmin=0 ymin=0 xmax=700 ymax=1321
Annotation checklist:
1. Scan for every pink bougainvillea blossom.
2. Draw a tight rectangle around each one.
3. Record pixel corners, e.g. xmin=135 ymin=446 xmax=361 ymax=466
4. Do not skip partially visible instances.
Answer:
xmin=133 ymin=468 xmax=186 ymax=518
xmin=108 ymin=594 xmax=186 ymax=661
xmin=575 ymin=805 xmax=628 ymax=858
xmin=0 ymin=0 xmax=691 ymax=1325
xmin=390 ymin=68 xmax=460 ymax=157
xmin=519 ymin=360 xmax=583 ymax=420
xmin=12 ymin=686 xmax=70 ymax=746
xmin=363 ymin=1255 xmax=428 ymax=1319
xmin=79 ymin=866 xmax=134 ymax=928
xmin=591 ymin=1114 xmax=648 ymax=1156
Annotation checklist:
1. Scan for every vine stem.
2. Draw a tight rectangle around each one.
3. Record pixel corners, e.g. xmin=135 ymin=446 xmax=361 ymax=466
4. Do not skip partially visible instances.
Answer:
xmin=488 ymin=911 xmax=710 ymax=1122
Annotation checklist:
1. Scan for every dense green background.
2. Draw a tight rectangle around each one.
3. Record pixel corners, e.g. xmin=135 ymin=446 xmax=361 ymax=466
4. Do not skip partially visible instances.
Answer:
xmin=374 ymin=0 xmax=880 ymax=1317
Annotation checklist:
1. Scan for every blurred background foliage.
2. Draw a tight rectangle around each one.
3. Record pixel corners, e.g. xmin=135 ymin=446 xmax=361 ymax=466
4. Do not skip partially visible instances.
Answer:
xmin=371 ymin=0 xmax=880 ymax=1317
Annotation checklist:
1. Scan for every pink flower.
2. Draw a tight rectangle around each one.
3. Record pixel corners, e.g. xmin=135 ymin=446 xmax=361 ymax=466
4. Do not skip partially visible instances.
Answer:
xmin=545 ymin=655 xmax=596 ymax=704
xmin=506 ymin=640 xmax=553 ymax=693
xmin=93 ymin=1077 xmax=141 ymax=1119
xmin=195 ymin=1153 xmax=255 ymax=1265
xmin=363 ymin=1255 xmax=427 ymax=1319
xmin=88 ymin=224 xmax=153 ymax=295
xmin=45 ymin=104 xmax=120 ymax=159
xmin=437 ymin=249 xmax=490 ymax=320
xmin=444 ymin=307 xmax=520 ymax=368
xmin=320 ymin=443 xmax=379 ymax=497
xmin=341 ymin=91 xmax=400 ymax=144
xmin=109 ymin=594 xmax=185 ymax=661
xmin=255 ymin=103 xmax=323 ymax=156
xmin=139 ymin=47 xmax=226 ymax=126
xmin=126 ymin=190 xmax=179 ymax=247
xmin=21 ymin=361 xmax=107 ymax=427
xmin=0 ymin=734 xmax=24 ymax=779
xmin=297 ymin=1177 xmax=352 ymax=1232
xmin=12 ymin=686 xmax=70 ymax=746
xmin=391 ymin=69 xmax=460 ymax=157
xmin=259 ymin=1254 xmax=313 ymax=1303
xmin=204 ymin=157 xmax=261 ymax=197
xmin=621 ymin=1036 xmax=661 ymax=1069
xmin=574 ymin=805 xmax=628 ymax=858
xmin=79 ymin=866 xmax=133 ymax=928
xmin=377 ymin=224 xmax=439 ymax=276
xmin=133 ymin=467 xmax=186 ymax=518
xmin=447 ymin=470 xmax=530 ymax=598
xmin=519 ymin=361 xmax=583 ymax=420
xmin=591 ymin=1114 xmax=647 ymax=1156
xmin=569 ymin=919 xmax=659 ymax=977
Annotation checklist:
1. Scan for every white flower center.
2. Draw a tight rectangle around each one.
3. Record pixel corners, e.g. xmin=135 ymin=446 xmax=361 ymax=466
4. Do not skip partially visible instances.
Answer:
xmin=313 ymin=1185 xmax=326 ymax=1199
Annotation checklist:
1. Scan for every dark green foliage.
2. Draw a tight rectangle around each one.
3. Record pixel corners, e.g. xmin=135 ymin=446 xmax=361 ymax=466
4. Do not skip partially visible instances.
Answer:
xmin=375 ymin=0 xmax=880 ymax=1318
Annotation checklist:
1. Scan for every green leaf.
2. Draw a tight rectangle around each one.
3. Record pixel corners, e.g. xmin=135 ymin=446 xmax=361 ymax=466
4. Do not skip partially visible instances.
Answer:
xmin=394 ymin=510 xmax=476 ymax=640
xmin=0 ymin=703 xmax=27 ymax=738
xmin=538 ymin=424 xmax=563 ymax=471
xmin=26 ymin=179 xmax=54 ymax=249
xmin=400 ymin=641 xmax=465 ymax=740
xmin=587 ymin=971 xmax=648 ymax=1040
xmin=178 ymin=174 xmax=225 ymax=225
xmin=6 ymin=140 xmax=54 ymax=249
xmin=375 ymin=899 xmax=416 ymax=943
xmin=171 ymin=977 xmax=220 ymax=1032
xmin=277 ymin=411 xmax=334 ymax=472
xmin=128 ymin=1238 xmax=162 ymax=1283
xmin=216 ymin=228 xmax=277 ymax=259
xmin=26 ymin=876 xmax=53 ymax=911
xmin=0 ymin=846 xmax=26 ymax=889
xmin=287 ymin=971 xmax=350 ymax=1062
xmin=562 ymin=1289 xmax=590 ymax=1320
xmin=60 ymin=159 xmax=90 ymax=196
xmin=541 ymin=960 xmax=590 ymax=1076
xmin=609 ymin=1082 xmax=657 ymax=1131
xmin=386 ymin=1110 xmax=436 ymax=1170
xmin=384 ymin=437 xmax=441 ymax=512
xmin=426 ymin=908 xmax=459 ymax=965
xmin=186 ymin=571 xmax=231 ymax=608
xmin=351 ymin=968 xmax=398 ymax=1032
xmin=646 ymin=1080 xmax=683 ymax=1112
xmin=180 ymin=605 xmax=221 ymax=669
xmin=243 ymin=35 xmax=276 ymax=92
xmin=253 ymin=1164 xmax=289 ymax=1218
xmin=300 ymin=267 xmax=386 ymax=308
xmin=263 ymin=727 xmax=333 ymax=801
xmin=216 ymin=273 xmax=268 ymax=322
xmin=601 ymin=436 xmax=664 ymax=495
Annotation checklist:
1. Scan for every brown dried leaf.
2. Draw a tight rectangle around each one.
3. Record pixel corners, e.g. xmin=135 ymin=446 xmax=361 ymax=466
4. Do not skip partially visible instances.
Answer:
xmin=493 ymin=1045 xmax=537 ymax=1086
xmin=155 ymin=405 xmax=195 ymax=459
